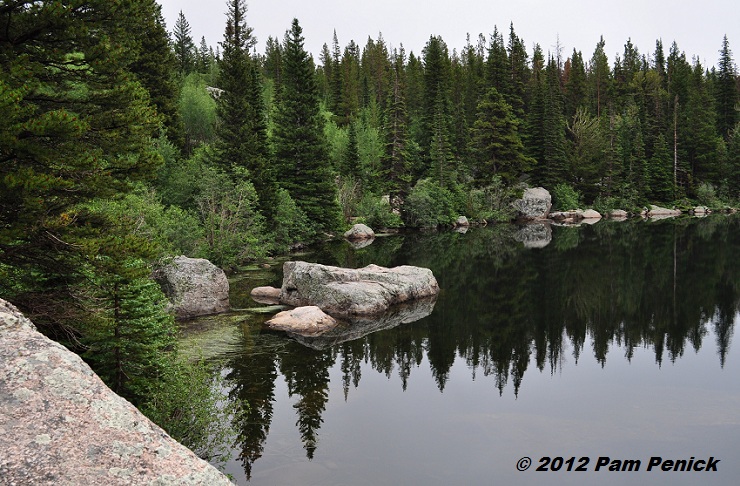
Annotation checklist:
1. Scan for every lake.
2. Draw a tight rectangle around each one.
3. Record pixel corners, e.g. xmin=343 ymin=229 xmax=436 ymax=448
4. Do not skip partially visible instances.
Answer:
xmin=182 ymin=215 xmax=740 ymax=486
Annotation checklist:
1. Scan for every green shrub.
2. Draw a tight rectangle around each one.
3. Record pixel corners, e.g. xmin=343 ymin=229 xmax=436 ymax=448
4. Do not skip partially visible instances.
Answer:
xmin=695 ymin=182 xmax=721 ymax=208
xmin=195 ymin=167 xmax=266 ymax=266
xmin=357 ymin=193 xmax=404 ymax=229
xmin=465 ymin=176 xmax=519 ymax=222
xmin=270 ymin=188 xmax=315 ymax=251
xmin=552 ymin=183 xmax=583 ymax=211
xmin=403 ymin=179 xmax=458 ymax=228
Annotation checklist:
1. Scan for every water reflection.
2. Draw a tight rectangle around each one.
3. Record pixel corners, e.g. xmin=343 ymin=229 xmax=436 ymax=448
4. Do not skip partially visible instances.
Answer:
xmin=201 ymin=215 xmax=739 ymax=480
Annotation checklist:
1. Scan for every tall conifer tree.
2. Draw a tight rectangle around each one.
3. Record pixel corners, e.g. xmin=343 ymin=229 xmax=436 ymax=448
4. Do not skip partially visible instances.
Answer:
xmin=716 ymin=35 xmax=738 ymax=140
xmin=272 ymin=19 xmax=341 ymax=232
xmin=215 ymin=0 xmax=273 ymax=213
xmin=173 ymin=11 xmax=196 ymax=75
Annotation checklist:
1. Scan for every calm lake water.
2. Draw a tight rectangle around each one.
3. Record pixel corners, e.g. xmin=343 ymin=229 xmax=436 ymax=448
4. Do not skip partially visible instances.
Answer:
xmin=182 ymin=215 xmax=740 ymax=486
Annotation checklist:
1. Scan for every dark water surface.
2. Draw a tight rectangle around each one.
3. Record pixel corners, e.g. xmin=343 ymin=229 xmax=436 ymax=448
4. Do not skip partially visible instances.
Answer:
xmin=184 ymin=215 xmax=740 ymax=486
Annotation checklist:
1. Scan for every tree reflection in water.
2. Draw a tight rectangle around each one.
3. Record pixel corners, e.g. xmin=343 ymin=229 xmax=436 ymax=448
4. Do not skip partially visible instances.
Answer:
xmin=215 ymin=215 xmax=739 ymax=478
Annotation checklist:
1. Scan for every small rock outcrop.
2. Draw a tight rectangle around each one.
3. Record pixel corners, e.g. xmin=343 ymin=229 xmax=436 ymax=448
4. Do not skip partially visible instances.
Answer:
xmin=455 ymin=216 xmax=470 ymax=227
xmin=693 ymin=206 xmax=710 ymax=215
xmin=343 ymin=223 xmax=375 ymax=241
xmin=580 ymin=209 xmax=602 ymax=220
xmin=609 ymin=209 xmax=629 ymax=219
xmin=646 ymin=205 xmax=682 ymax=217
xmin=152 ymin=256 xmax=229 ymax=319
xmin=279 ymin=261 xmax=440 ymax=316
xmin=513 ymin=187 xmax=552 ymax=220
xmin=266 ymin=306 xmax=338 ymax=335
xmin=0 ymin=299 xmax=233 ymax=486
xmin=250 ymin=286 xmax=281 ymax=305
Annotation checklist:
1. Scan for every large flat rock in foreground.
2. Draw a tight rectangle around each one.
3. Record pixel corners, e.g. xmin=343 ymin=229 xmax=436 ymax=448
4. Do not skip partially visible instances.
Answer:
xmin=0 ymin=299 xmax=233 ymax=486
xmin=279 ymin=261 xmax=440 ymax=316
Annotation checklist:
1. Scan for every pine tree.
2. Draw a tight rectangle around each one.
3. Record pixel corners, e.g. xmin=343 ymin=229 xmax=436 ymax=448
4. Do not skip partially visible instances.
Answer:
xmin=196 ymin=37 xmax=213 ymax=74
xmin=0 ymin=0 xmax=161 ymax=307
xmin=684 ymin=60 xmax=720 ymax=185
xmin=470 ymin=87 xmax=533 ymax=184
xmin=421 ymin=36 xmax=451 ymax=168
xmin=272 ymin=19 xmax=341 ymax=232
xmin=429 ymin=93 xmax=455 ymax=188
xmin=506 ymin=23 xmax=529 ymax=120
xmin=716 ymin=35 xmax=738 ymax=140
xmin=215 ymin=0 xmax=274 ymax=213
xmin=728 ymin=124 xmax=740 ymax=199
xmin=381 ymin=48 xmax=413 ymax=204
xmin=486 ymin=27 xmax=509 ymax=95
xmin=263 ymin=36 xmax=283 ymax=85
xmin=566 ymin=107 xmax=607 ymax=201
xmin=563 ymin=49 xmax=588 ymax=120
xmin=589 ymin=36 xmax=612 ymax=118
xmin=647 ymin=133 xmax=674 ymax=201
xmin=83 ymin=249 xmax=177 ymax=404
xmin=172 ymin=10 xmax=196 ymax=75
xmin=361 ymin=34 xmax=391 ymax=112
xmin=338 ymin=40 xmax=361 ymax=126
xmin=538 ymin=58 xmax=569 ymax=187
xmin=328 ymin=31 xmax=343 ymax=116
xmin=132 ymin=1 xmax=184 ymax=149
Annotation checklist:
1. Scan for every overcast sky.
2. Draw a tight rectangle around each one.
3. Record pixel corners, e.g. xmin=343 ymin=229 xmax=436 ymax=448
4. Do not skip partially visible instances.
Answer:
xmin=157 ymin=0 xmax=738 ymax=69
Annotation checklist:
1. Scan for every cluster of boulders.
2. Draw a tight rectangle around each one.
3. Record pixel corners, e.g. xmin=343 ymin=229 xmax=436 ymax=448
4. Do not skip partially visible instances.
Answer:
xmin=510 ymin=187 xmax=731 ymax=224
xmin=252 ymin=261 xmax=440 ymax=336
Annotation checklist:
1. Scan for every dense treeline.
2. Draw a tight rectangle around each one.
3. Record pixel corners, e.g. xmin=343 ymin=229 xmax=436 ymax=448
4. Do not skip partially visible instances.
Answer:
xmin=0 ymin=0 xmax=738 ymax=462
xmin=170 ymin=6 xmax=740 ymax=238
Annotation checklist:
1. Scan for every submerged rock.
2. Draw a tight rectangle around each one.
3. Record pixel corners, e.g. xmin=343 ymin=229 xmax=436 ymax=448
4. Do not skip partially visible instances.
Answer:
xmin=0 ymin=299 xmax=233 ymax=486
xmin=512 ymin=187 xmax=552 ymax=221
xmin=250 ymin=286 xmax=281 ymax=305
xmin=266 ymin=306 xmax=338 ymax=335
xmin=279 ymin=261 xmax=440 ymax=316
xmin=152 ymin=255 xmax=229 ymax=319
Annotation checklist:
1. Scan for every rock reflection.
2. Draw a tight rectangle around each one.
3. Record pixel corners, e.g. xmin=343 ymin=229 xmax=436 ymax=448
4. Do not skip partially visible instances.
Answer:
xmin=287 ymin=295 xmax=438 ymax=349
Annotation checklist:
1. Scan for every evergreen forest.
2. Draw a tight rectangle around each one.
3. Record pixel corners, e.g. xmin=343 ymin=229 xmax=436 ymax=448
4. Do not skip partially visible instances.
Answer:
xmin=1 ymin=0 xmax=738 ymax=462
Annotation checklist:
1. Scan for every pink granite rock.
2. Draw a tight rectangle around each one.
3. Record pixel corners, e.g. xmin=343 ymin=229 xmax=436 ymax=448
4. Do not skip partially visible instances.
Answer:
xmin=0 ymin=299 xmax=233 ymax=486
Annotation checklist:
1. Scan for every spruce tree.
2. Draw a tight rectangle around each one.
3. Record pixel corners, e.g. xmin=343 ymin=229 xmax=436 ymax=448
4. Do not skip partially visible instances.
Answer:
xmin=215 ymin=0 xmax=274 ymax=213
xmin=382 ymin=48 xmax=413 ymax=204
xmin=172 ymin=10 xmax=196 ymax=75
xmin=506 ymin=23 xmax=529 ymax=120
xmin=589 ymin=36 xmax=612 ymax=118
xmin=716 ymin=35 xmax=738 ymax=140
xmin=0 ymin=0 xmax=161 ymax=308
xmin=421 ymin=36 xmax=451 ymax=169
xmin=133 ymin=1 xmax=184 ymax=148
xmin=272 ymin=19 xmax=341 ymax=233
xmin=470 ymin=87 xmax=533 ymax=184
